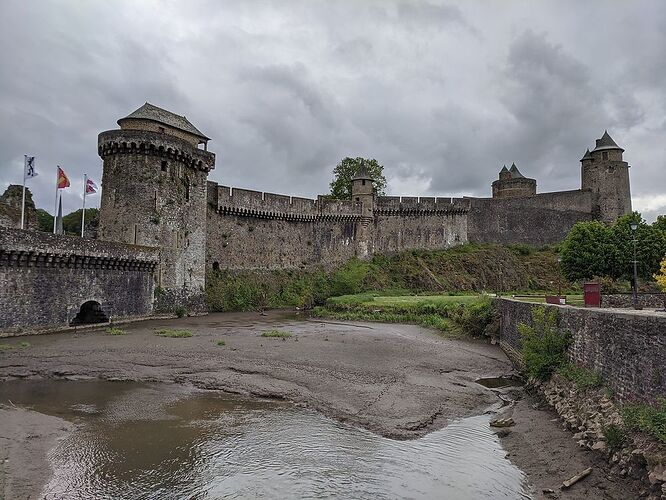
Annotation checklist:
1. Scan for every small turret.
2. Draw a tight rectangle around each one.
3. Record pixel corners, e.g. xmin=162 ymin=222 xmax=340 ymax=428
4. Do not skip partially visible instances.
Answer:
xmin=492 ymin=163 xmax=536 ymax=198
xmin=351 ymin=161 xmax=375 ymax=218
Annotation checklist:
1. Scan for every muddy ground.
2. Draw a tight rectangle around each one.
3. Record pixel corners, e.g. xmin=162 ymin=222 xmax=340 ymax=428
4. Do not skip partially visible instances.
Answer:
xmin=0 ymin=311 xmax=641 ymax=499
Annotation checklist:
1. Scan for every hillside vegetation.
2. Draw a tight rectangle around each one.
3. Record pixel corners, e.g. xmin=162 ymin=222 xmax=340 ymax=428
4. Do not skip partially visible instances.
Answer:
xmin=206 ymin=243 xmax=566 ymax=312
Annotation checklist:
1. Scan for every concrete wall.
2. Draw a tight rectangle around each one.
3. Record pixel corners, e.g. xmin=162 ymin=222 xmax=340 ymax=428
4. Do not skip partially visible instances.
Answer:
xmin=467 ymin=190 xmax=595 ymax=246
xmin=497 ymin=298 xmax=666 ymax=404
xmin=0 ymin=227 xmax=158 ymax=336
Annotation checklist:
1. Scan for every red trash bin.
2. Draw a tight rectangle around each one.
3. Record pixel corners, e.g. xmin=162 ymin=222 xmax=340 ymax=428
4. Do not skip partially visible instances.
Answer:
xmin=583 ymin=282 xmax=601 ymax=307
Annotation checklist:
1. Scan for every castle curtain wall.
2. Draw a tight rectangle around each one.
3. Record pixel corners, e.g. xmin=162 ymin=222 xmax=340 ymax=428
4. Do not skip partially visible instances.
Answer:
xmin=467 ymin=190 xmax=595 ymax=246
xmin=0 ymin=228 xmax=158 ymax=336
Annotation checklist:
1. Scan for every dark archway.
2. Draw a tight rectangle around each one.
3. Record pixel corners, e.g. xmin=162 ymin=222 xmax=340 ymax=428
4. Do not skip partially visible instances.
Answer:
xmin=70 ymin=301 xmax=109 ymax=326
xmin=212 ymin=261 xmax=220 ymax=271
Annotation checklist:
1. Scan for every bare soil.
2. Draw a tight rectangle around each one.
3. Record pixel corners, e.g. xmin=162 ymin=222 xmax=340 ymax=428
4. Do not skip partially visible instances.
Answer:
xmin=0 ymin=311 xmax=641 ymax=498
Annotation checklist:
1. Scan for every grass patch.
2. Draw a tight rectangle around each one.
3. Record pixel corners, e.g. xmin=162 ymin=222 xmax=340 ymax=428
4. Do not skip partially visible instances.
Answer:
xmin=261 ymin=330 xmax=292 ymax=338
xmin=558 ymin=363 xmax=603 ymax=390
xmin=106 ymin=327 xmax=126 ymax=336
xmin=0 ymin=341 xmax=30 ymax=351
xmin=155 ymin=329 xmax=193 ymax=338
xmin=216 ymin=340 xmax=226 ymax=346
xmin=621 ymin=399 xmax=666 ymax=444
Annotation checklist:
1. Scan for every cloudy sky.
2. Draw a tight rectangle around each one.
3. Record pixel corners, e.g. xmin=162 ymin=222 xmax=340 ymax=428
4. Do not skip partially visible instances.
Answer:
xmin=1 ymin=0 xmax=664 ymax=220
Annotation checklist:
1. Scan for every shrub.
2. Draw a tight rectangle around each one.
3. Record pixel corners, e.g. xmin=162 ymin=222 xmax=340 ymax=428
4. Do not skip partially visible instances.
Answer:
xmin=519 ymin=306 xmax=570 ymax=380
xmin=446 ymin=298 xmax=493 ymax=337
xmin=175 ymin=306 xmax=188 ymax=318
xmin=621 ymin=399 xmax=666 ymax=444
xmin=330 ymin=259 xmax=369 ymax=296
xmin=155 ymin=329 xmax=193 ymax=338
xmin=603 ymin=424 xmax=626 ymax=450
xmin=216 ymin=340 xmax=226 ymax=346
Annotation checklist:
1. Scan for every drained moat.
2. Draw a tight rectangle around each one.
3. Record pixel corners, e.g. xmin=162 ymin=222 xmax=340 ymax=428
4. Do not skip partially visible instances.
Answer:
xmin=1 ymin=380 xmax=528 ymax=499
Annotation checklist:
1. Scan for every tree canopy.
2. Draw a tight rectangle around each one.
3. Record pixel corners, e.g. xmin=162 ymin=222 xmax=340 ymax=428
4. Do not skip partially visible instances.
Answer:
xmin=328 ymin=157 xmax=387 ymax=200
xmin=560 ymin=212 xmax=666 ymax=282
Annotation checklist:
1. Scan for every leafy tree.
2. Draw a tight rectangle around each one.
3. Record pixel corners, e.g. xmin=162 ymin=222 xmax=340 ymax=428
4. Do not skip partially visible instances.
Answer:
xmin=653 ymin=215 xmax=666 ymax=234
xmin=560 ymin=212 xmax=666 ymax=282
xmin=560 ymin=221 xmax=619 ymax=280
xmin=328 ymin=157 xmax=387 ymax=200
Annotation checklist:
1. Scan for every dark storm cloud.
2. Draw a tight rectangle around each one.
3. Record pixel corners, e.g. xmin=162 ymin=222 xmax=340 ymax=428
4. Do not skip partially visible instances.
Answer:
xmin=0 ymin=0 xmax=664 ymax=218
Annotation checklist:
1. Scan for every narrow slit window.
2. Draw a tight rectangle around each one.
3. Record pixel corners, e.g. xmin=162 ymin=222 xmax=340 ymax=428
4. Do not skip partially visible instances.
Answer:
xmin=161 ymin=160 xmax=167 ymax=172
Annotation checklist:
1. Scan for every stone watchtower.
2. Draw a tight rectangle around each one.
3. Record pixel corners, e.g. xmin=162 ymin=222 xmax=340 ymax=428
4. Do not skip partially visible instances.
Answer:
xmin=97 ymin=103 xmax=216 ymax=311
xmin=491 ymin=163 xmax=537 ymax=198
xmin=580 ymin=131 xmax=632 ymax=222
xmin=351 ymin=162 xmax=375 ymax=258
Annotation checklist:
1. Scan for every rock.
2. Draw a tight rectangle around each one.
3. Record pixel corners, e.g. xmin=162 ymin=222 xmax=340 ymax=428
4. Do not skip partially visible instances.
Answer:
xmin=573 ymin=432 xmax=584 ymax=440
xmin=495 ymin=428 xmax=511 ymax=438
xmin=490 ymin=418 xmax=515 ymax=428
xmin=592 ymin=441 xmax=607 ymax=451
xmin=542 ymin=488 xmax=555 ymax=495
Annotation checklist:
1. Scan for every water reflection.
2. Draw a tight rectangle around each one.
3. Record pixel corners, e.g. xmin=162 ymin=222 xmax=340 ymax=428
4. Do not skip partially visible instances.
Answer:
xmin=0 ymin=381 xmax=528 ymax=499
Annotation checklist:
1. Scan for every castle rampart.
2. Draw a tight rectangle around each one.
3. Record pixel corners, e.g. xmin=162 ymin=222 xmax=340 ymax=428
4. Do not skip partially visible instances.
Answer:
xmin=0 ymin=227 xmax=158 ymax=335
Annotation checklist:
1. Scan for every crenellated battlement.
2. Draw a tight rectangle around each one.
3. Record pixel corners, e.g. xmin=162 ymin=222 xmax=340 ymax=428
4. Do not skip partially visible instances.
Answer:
xmin=375 ymin=196 xmax=470 ymax=215
xmin=98 ymin=130 xmax=215 ymax=172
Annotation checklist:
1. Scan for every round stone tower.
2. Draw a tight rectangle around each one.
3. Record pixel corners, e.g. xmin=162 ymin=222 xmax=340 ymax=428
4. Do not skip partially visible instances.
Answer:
xmin=491 ymin=163 xmax=536 ymax=198
xmin=351 ymin=162 xmax=375 ymax=219
xmin=580 ymin=131 xmax=632 ymax=223
xmin=97 ymin=103 xmax=216 ymax=312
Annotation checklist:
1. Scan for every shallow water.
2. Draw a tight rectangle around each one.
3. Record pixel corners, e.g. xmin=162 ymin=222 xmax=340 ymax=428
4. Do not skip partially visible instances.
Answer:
xmin=0 ymin=380 xmax=529 ymax=499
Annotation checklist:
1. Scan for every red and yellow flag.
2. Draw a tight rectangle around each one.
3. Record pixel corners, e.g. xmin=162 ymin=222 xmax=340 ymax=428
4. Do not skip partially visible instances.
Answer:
xmin=57 ymin=166 xmax=70 ymax=189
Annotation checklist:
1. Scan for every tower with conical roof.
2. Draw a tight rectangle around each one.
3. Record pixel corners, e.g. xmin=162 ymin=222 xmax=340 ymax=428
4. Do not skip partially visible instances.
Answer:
xmin=491 ymin=163 xmax=537 ymax=198
xmin=351 ymin=161 xmax=375 ymax=218
xmin=580 ymin=131 xmax=631 ymax=222
xmin=97 ymin=103 xmax=216 ymax=312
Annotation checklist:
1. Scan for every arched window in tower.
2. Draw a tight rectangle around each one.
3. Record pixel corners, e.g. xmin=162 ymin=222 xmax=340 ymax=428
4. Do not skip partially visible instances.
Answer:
xmin=161 ymin=160 xmax=168 ymax=172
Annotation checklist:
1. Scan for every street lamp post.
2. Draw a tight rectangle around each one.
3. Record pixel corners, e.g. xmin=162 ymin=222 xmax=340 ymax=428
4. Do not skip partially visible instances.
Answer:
xmin=630 ymin=222 xmax=639 ymax=310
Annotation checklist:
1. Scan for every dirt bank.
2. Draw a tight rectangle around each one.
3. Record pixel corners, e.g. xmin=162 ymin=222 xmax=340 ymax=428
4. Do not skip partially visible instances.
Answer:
xmin=0 ymin=311 xmax=511 ymax=440
xmin=0 ymin=406 xmax=73 ymax=500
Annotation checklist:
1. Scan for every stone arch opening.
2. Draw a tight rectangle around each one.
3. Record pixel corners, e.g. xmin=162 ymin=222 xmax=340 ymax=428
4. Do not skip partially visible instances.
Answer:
xmin=70 ymin=301 xmax=108 ymax=326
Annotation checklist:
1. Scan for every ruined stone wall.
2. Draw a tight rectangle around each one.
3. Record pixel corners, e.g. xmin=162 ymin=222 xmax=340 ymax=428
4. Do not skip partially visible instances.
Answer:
xmin=372 ymin=196 xmax=469 ymax=253
xmin=0 ymin=227 xmax=158 ymax=336
xmin=467 ymin=190 xmax=595 ymax=246
xmin=0 ymin=185 xmax=38 ymax=230
xmin=206 ymin=183 xmax=359 ymax=270
xmin=496 ymin=298 xmax=666 ymax=404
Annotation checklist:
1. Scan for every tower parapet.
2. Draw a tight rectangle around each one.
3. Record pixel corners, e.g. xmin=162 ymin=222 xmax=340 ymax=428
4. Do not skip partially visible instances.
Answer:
xmin=98 ymin=103 xmax=215 ymax=312
xmin=580 ymin=131 xmax=631 ymax=222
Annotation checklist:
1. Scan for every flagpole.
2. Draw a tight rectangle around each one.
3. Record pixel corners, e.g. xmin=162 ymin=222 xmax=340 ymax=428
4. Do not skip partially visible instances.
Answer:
xmin=81 ymin=174 xmax=87 ymax=238
xmin=53 ymin=167 xmax=59 ymax=234
xmin=21 ymin=155 xmax=27 ymax=230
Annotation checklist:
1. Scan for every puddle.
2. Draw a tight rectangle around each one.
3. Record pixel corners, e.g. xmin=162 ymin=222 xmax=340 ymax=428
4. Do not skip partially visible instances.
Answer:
xmin=0 ymin=380 xmax=529 ymax=499
xmin=475 ymin=376 xmax=524 ymax=389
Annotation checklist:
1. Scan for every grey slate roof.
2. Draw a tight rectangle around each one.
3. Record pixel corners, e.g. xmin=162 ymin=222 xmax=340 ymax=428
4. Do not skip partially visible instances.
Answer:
xmin=500 ymin=165 xmax=509 ymax=173
xmin=118 ymin=102 xmax=210 ymax=141
xmin=592 ymin=130 xmax=623 ymax=152
xmin=352 ymin=162 xmax=374 ymax=181
xmin=509 ymin=163 xmax=525 ymax=178
xmin=580 ymin=149 xmax=593 ymax=161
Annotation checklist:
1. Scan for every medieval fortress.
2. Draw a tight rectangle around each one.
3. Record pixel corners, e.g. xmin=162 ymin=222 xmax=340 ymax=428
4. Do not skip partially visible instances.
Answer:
xmin=0 ymin=103 xmax=632 ymax=333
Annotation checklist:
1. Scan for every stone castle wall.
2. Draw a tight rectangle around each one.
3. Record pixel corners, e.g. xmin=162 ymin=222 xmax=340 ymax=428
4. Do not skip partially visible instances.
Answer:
xmin=0 ymin=227 xmax=158 ymax=336
xmin=496 ymin=298 xmax=666 ymax=404
xmin=467 ymin=189 xmax=596 ymax=246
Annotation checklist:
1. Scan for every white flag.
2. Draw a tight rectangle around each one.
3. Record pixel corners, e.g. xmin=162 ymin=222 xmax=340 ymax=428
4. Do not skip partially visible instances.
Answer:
xmin=24 ymin=156 xmax=37 ymax=179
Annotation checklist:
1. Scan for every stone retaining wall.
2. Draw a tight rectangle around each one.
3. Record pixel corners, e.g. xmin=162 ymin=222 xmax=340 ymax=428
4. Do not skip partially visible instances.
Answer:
xmin=0 ymin=227 xmax=159 ymax=336
xmin=601 ymin=293 xmax=666 ymax=310
xmin=496 ymin=298 xmax=666 ymax=404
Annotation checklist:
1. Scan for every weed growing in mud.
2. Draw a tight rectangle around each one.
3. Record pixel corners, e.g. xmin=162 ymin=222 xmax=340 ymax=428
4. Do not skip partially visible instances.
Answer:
xmin=261 ymin=330 xmax=292 ymax=338
xmin=0 ymin=342 xmax=30 ymax=350
xmin=216 ymin=340 xmax=226 ymax=346
xmin=602 ymin=424 xmax=626 ymax=450
xmin=519 ymin=306 xmax=570 ymax=381
xmin=621 ymin=399 xmax=666 ymax=444
xmin=155 ymin=329 xmax=193 ymax=338
xmin=558 ymin=363 xmax=603 ymax=390
xmin=107 ymin=327 xmax=126 ymax=336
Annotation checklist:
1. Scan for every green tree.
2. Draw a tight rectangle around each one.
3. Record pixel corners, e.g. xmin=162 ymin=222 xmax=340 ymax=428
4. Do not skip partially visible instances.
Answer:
xmin=62 ymin=208 xmax=100 ymax=235
xmin=653 ymin=215 xmax=666 ymax=234
xmin=560 ymin=220 xmax=619 ymax=281
xmin=329 ymin=157 xmax=387 ymax=200
xmin=612 ymin=213 xmax=666 ymax=281
xmin=36 ymin=209 xmax=53 ymax=232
